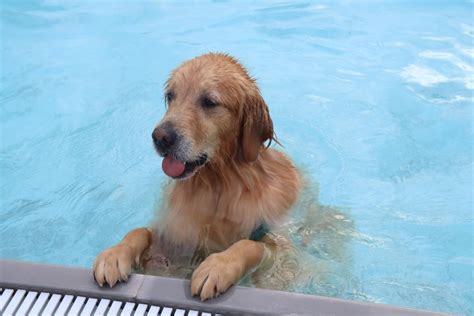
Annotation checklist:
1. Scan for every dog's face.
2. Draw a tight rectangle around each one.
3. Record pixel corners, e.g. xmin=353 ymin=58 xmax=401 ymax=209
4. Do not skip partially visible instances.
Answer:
xmin=152 ymin=53 xmax=274 ymax=179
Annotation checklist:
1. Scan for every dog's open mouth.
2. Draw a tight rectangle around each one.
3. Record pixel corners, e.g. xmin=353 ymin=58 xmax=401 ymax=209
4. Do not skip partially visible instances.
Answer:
xmin=162 ymin=154 xmax=208 ymax=179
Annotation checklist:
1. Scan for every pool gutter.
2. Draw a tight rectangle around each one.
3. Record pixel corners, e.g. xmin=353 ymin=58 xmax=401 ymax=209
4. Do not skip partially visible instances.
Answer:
xmin=0 ymin=259 xmax=451 ymax=315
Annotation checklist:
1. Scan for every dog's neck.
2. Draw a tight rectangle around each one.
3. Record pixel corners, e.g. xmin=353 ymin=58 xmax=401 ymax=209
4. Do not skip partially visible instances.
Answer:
xmin=162 ymin=147 xmax=301 ymax=247
xmin=180 ymin=149 xmax=266 ymax=194
xmin=162 ymin=149 xmax=269 ymax=246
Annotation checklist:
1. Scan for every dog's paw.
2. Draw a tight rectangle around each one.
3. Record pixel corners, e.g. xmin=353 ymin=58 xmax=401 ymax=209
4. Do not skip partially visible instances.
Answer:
xmin=93 ymin=244 xmax=133 ymax=287
xmin=191 ymin=252 xmax=243 ymax=301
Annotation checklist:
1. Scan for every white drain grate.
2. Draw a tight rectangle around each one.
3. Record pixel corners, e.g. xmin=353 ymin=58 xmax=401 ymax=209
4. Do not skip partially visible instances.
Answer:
xmin=0 ymin=288 xmax=217 ymax=316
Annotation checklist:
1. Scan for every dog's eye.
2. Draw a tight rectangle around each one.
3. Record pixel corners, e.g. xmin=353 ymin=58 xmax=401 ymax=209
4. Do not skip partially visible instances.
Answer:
xmin=165 ymin=91 xmax=175 ymax=104
xmin=201 ymin=96 xmax=218 ymax=109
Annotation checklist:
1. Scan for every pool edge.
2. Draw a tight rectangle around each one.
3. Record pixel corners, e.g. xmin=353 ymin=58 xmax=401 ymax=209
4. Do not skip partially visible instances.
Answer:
xmin=0 ymin=259 xmax=453 ymax=315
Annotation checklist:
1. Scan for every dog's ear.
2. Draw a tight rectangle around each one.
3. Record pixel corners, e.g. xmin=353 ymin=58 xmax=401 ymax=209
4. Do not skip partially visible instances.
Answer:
xmin=240 ymin=88 xmax=275 ymax=163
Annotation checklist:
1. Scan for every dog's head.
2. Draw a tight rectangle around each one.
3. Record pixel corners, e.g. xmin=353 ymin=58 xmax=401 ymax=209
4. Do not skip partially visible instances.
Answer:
xmin=152 ymin=53 xmax=275 ymax=180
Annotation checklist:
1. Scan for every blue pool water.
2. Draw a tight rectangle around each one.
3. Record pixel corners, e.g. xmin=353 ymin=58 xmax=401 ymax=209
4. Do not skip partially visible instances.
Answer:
xmin=0 ymin=1 xmax=472 ymax=314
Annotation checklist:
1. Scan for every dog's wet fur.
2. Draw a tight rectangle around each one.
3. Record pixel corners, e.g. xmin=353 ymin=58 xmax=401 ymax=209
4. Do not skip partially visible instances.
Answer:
xmin=93 ymin=53 xmax=352 ymax=300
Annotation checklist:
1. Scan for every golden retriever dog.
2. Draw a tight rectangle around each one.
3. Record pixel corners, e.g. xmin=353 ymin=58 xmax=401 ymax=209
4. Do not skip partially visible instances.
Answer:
xmin=93 ymin=52 xmax=302 ymax=300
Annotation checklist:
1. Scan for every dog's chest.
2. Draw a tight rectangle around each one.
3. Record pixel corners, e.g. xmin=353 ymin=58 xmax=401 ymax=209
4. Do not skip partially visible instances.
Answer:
xmin=167 ymin=208 xmax=255 ymax=246
xmin=162 ymin=186 xmax=262 ymax=250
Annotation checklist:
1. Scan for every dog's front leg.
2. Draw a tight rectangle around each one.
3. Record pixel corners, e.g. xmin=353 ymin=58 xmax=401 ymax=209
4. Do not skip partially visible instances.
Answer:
xmin=191 ymin=239 xmax=272 ymax=300
xmin=93 ymin=227 xmax=152 ymax=287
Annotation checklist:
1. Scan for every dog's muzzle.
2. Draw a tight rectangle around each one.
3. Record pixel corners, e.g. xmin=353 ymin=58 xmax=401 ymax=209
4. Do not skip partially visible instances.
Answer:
xmin=152 ymin=123 xmax=208 ymax=179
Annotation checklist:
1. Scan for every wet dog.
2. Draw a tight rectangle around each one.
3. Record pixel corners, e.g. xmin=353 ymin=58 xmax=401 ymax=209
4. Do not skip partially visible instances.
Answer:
xmin=93 ymin=53 xmax=302 ymax=300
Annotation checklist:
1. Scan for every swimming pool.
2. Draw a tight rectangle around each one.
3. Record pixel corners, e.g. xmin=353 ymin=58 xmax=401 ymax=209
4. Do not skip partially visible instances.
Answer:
xmin=0 ymin=0 xmax=472 ymax=314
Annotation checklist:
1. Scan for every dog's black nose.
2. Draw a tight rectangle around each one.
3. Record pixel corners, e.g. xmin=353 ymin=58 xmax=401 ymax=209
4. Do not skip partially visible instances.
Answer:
xmin=152 ymin=124 xmax=177 ymax=152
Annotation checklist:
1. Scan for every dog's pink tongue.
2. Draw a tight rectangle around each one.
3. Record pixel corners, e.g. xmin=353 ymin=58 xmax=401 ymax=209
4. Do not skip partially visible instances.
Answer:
xmin=162 ymin=156 xmax=186 ymax=178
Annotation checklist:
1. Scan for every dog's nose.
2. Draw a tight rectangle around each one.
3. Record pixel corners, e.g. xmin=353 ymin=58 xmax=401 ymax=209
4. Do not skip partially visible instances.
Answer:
xmin=152 ymin=125 xmax=177 ymax=152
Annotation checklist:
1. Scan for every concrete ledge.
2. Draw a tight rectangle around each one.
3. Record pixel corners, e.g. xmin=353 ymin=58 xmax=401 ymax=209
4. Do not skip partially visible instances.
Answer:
xmin=0 ymin=260 xmax=450 ymax=315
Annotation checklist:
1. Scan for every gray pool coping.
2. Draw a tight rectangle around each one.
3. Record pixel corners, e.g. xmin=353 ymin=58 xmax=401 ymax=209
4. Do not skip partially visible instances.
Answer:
xmin=0 ymin=259 xmax=452 ymax=316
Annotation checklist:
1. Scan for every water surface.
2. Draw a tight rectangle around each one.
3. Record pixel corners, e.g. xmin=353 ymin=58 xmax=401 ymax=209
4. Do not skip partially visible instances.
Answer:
xmin=0 ymin=1 xmax=472 ymax=314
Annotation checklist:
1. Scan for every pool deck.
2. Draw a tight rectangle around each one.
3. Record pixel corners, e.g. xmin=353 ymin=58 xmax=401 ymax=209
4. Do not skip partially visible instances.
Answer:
xmin=0 ymin=260 xmax=451 ymax=315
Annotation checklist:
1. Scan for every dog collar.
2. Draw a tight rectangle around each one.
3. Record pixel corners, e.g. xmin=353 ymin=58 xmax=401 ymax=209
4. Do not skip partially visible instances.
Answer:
xmin=249 ymin=222 xmax=270 ymax=241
